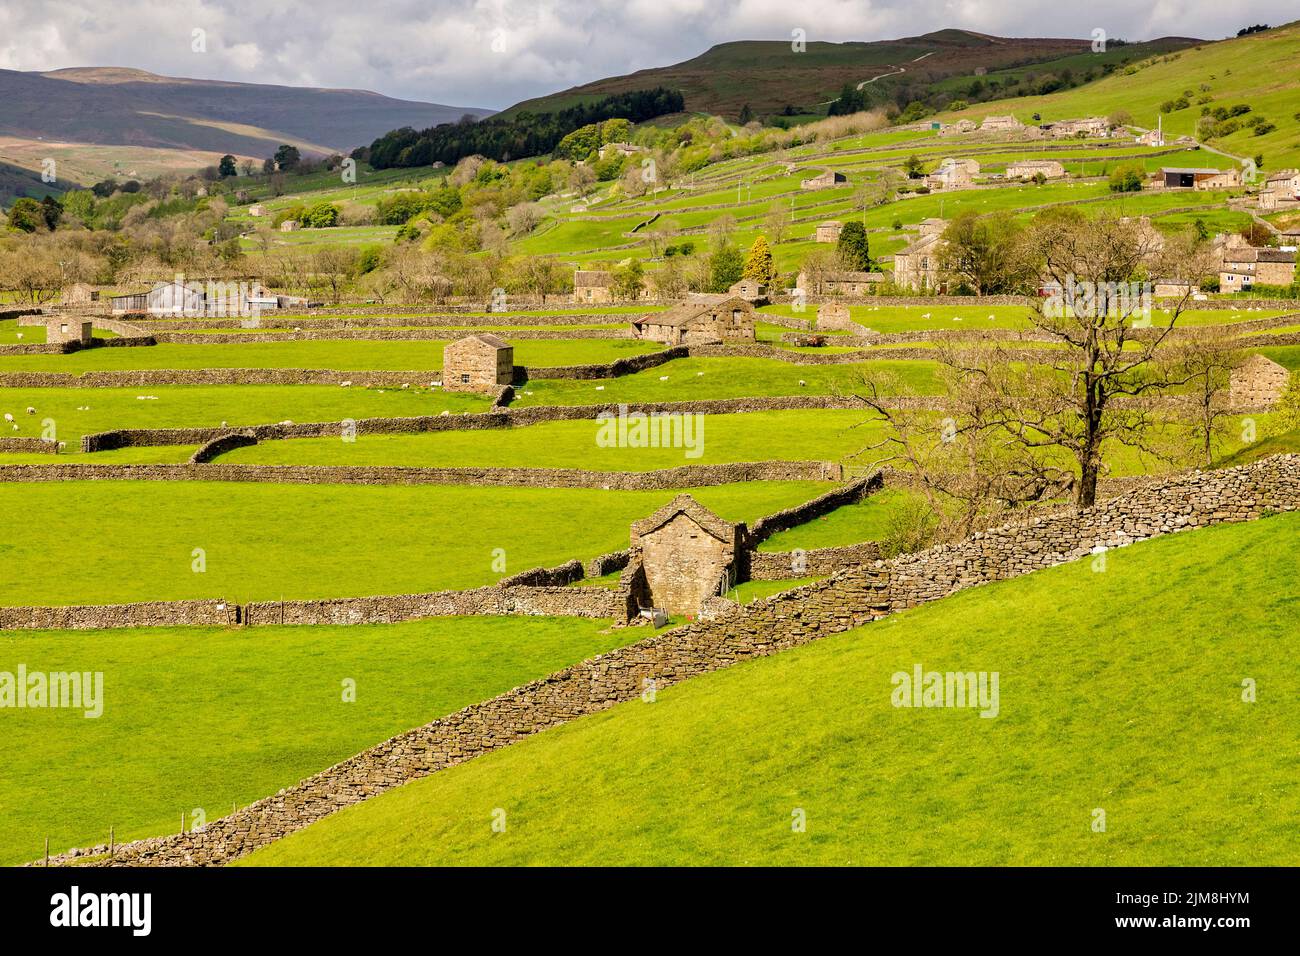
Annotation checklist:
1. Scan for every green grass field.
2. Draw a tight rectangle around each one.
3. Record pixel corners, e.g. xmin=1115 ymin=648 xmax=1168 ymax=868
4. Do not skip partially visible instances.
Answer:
xmin=512 ymin=356 xmax=943 ymax=405
xmin=242 ymin=512 xmax=1300 ymax=866
xmin=222 ymin=409 xmax=887 ymax=469
xmin=0 ymin=480 xmax=834 ymax=606
xmin=0 ymin=384 xmax=489 ymax=453
xmin=0 ymin=615 xmax=638 ymax=866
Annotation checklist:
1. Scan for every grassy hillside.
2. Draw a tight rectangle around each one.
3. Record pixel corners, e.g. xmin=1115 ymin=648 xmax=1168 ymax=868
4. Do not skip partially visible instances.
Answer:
xmin=949 ymin=21 xmax=1300 ymax=169
xmin=243 ymin=512 xmax=1300 ymax=866
xmin=0 ymin=615 xmax=636 ymax=865
xmin=0 ymin=480 xmax=832 ymax=606
xmin=504 ymin=31 xmax=1177 ymax=120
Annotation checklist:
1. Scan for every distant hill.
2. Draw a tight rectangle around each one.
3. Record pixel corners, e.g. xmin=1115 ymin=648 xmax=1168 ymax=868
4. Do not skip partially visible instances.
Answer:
xmin=943 ymin=20 xmax=1300 ymax=170
xmin=0 ymin=67 xmax=493 ymax=197
xmin=501 ymin=30 xmax=1200 ymax=119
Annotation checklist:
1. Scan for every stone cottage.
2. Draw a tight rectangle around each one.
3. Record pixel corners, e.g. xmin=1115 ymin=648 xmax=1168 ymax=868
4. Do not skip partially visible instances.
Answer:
xmin=46 ymin=315 xmax=92 ymax=345
xmin=442 ymin=333 xmax=514 ymax=393
xmin=631 ymin=297 xmax=755 ymax=346
xmin=1219 ymin=247 xmax=1297 ymax=292
xmin=573 ymin=270 xmax=614 ymax=305
xmin=796 ymin=270 xmax=883 ymax=296
xmin=1231 ymin=354 xmax=1290 ymax=409
xmin=629 ymin=495 xmax=743 ymax=616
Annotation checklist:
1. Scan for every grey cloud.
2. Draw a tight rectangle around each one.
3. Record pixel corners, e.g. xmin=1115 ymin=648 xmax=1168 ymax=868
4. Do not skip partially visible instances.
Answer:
xmin=1 ymin=0 xmax=1295 ymax=109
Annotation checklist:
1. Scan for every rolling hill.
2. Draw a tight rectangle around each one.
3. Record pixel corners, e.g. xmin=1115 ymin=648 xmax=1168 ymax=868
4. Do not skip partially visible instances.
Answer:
xmin=501 ymin=30 xmax=1199 ymax=120
xmin=243 ymin=512 xmax=1300 ymax=867
xmin=0 ymin=67 xmax=493 ymax=198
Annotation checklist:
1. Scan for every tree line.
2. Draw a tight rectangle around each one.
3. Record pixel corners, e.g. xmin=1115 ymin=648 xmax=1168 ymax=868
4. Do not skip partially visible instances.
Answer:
xmin=362 ymin=88 xmax=685 ymax=169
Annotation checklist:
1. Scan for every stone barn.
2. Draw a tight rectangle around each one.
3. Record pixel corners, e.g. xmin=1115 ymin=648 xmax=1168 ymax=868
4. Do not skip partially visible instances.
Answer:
xmin=60 ymin=283 xmax=99 ymax=307
xmin=727 ymin=278 xmax=769 ymax=303
xmin=46 ymin=316 xmax=92 ymax=346
xmin=573 ymin=270 xmax=614 ymax=305
xmin=817 ymin=302 xmax=855 ymax=332
xmin=815 ymin=221 xmax=844 ymax=243
xmin=442 ymin=333 xmax=514 ymax=393
xmin=631 ymin=297 xmax=756 ymax=346
xmin=1231 ymin=354 xmax=1290 ymax=409
xmin=629 ymin=495 xmax=743 ymax=616
xmin=801 ymin=170 xmax=847 ymax=190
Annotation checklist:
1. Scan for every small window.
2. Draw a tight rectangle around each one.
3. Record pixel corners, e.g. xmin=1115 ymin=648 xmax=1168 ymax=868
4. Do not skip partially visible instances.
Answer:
xmin=60 ymin=324 xmax=69 ymax=334
xmin=460 ymin=374 xmax=470 ymax=383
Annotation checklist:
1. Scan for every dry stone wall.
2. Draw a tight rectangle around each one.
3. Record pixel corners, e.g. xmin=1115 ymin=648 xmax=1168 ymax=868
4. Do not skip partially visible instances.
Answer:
xmin=0 ymin=437 xmax=58 ymax=454
xmin=748 ymin=541 xmax=883 ymax=579
xmin=0 ymin=459 xmax=843 ymax=489
xmin=0 ymin=600 xmax=236 ymax=630
xmin=51 ymin=454 xmax=1299 ymax=867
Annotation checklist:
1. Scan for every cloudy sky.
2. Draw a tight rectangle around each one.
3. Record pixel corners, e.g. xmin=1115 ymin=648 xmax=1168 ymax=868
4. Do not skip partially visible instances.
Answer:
xmin=0 ymin=0 xmax=1294 ymax=110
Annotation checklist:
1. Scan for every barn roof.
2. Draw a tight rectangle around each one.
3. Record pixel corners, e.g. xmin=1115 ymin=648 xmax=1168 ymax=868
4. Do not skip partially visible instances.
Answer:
xmin=634 ymin=296 xmax=752 ymax=329
xmin=574 ymin=270 xmax=613 ymax=288
xmin=448 ymin=332 xmax=511 ymax=350
xmin=630 ymin=494 xmax=738 ymax=544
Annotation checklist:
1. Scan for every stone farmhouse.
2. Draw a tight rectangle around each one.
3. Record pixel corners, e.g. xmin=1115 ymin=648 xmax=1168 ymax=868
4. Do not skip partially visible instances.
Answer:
xmin=893 ymin=221 xmax=950 ymax=292
xmin=1231 ymin=354 xmax=1291 ymax=409
xmin=1259 ymin=169 xmax=1300 ymax=211
xmin=796 ymin=269 xmax=884 ymax=296
xmin=815 ymin=220 xmax=844 ymax=243
xmin=628 ymin=495 xmax=742 ymax=616
xmin=925 ymin=158 xmax=979 ymax=190
xmin=1005 ymin=159 xmax=1065 ymax=180
xmin=45 ymin=315 xmax=92 ymax=345
xmin=279 ymin=219 xmax=300 ymax=231
xmin=980 ymin=115 xmax=1024 ymax=133
xmin=573 ymin=270 xmax=614 ymax=304
xmin=248 ymin=204 xmax=266 ymax=217
xmin=442 ymin=333 xmax=514 ymax=393
xmin=632 ymin=297 xmax=756 ymax=346
xmin=1219 ymin=246 xmax=1297 ymax=292
xmin=801 ymin=170 xmax=848 ymax=190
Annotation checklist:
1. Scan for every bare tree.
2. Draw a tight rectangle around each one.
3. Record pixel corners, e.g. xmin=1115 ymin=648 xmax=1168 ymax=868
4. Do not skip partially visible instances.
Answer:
xmin=764 ymin=204 xmax=789 ymax=246
xmin=650 ymin=256 xmax=688 ymax=300
xmin=505 ymin=202 xmax=543 ymax=237
xmin=1162 ymin=331 xmax=1246 ymax=467
xmin=509 ymin=255 xmax=565 ymax=304
xmin=311 ymin=247 xmax=358 ymax=305
xmin=937 ymin=213 xmax=1218 ymax=507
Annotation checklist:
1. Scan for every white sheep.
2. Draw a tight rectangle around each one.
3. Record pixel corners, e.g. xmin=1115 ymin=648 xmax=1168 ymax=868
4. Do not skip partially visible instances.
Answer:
xmin=2 ymin=413 xmax=11 ymax=422
xmin=26 ymin=407 xmax=35 ymax=415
